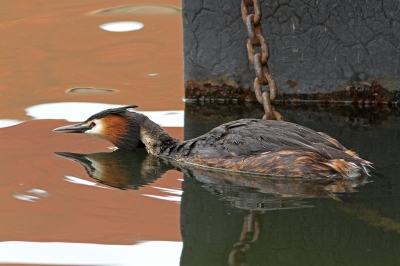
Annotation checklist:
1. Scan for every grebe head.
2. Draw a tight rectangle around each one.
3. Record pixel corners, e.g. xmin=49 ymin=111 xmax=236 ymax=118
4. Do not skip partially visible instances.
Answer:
xmin=53 ymin=105 xmax=142 ymax=151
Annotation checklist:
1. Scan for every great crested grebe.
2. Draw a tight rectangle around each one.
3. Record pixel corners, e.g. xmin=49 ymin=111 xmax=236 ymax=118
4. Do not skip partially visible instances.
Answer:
xmin=54 ymin=105 xmax=371 ymax=179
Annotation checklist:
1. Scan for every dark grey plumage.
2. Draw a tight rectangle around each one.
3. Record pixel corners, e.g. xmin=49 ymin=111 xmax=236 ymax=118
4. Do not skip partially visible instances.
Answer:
xmin=160 ymin=119 xmax=371 ymax=179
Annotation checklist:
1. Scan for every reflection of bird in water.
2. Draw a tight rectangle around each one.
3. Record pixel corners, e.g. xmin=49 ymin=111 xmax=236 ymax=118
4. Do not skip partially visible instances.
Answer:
xmin=182 ymin=163 xmax=369 ymax=211
xmin=55 ymin=149 xmax=369 ymax=201
xmin=55 ymin=149 xmax=168 ymax=189
xmin=54 ymin=105 xmax=372 ymax=179
xmin=55 ymin=149 xmax=371 ymax=266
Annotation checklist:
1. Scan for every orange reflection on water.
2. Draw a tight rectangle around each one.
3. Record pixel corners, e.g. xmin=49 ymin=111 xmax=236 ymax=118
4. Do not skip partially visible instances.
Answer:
xmin=0 ymin=120 xmax=183 ymax=244
xmin=0 ymin=0 xmax=183 ymax=120
xmin=0 ymin=0 xmax=184 ymax=246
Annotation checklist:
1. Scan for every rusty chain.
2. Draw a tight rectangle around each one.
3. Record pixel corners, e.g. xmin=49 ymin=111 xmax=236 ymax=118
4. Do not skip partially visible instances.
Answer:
xmin=241 ymin=0 xmax=283 ymax=121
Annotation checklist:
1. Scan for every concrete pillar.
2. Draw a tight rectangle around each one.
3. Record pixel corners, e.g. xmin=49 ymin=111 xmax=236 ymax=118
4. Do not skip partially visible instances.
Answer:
xmin=183 ymin=0 xmax=400 ymax=103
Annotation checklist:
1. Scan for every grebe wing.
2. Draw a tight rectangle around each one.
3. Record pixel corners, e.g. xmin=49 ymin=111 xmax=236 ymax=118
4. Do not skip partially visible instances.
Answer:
xmin=171 ymin=119 xmax=370 ymax=177
xmin=189 ymin=119 xmax=350 ymax=160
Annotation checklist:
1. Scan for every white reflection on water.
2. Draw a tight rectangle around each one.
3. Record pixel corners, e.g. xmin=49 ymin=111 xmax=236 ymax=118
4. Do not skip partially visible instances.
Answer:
xmin=25 ymin=102 xmax=184 ymax=127
xmin=99 ymin=21 xmax=144 ymax=32
xmin=13 ymin=188 xmax=50 ymax=202
xmin=27 ymin=188 xmax=49 ymax=196
xmin=64 ymin=175 xmax=113 ymax=189
xmin=0 ymin=241 xmax=182 ymax=265
xmin=143 ymin=194 xmax=181 ymax=202
xmin=0 ymin=119 xmax=23 ymax=128
xmin=143 ymin=186 xmax=182 ymax=202
xmin=13 ymin=193 xmax=39 ymax=202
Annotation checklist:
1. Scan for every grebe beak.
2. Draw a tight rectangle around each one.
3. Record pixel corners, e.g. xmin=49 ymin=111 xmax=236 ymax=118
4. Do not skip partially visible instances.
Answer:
xmin=54 ymin=151 xmax=88 ymax=162
xmin=54 ymin=152 xmax=96 ymax=176
xmin=53 ymin=123 xmax=91 ymax=133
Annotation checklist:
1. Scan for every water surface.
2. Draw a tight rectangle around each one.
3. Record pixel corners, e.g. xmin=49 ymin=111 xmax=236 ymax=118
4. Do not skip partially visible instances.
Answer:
xmin=1 ymin=1 xmax=400 ymax=265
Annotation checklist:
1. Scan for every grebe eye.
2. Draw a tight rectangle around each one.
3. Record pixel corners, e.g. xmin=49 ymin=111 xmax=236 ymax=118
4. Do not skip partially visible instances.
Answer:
xmin=91 ymin=122 xmax=96 ymax=127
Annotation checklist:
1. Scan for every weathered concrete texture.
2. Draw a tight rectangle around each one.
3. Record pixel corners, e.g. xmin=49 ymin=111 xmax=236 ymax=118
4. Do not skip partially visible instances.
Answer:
xmin=183 ymin=0 xmax=400 ymax=102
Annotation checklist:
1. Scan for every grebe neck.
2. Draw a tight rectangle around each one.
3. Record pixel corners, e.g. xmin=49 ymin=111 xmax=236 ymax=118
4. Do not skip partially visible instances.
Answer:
xmin=138 ymin=114 xmax=180 ymax=156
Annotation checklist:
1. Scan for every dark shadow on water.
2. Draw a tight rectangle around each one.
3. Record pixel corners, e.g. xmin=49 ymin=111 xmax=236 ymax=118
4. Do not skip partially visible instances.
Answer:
xmin=184 ymin=102 xmax=400 ymax=138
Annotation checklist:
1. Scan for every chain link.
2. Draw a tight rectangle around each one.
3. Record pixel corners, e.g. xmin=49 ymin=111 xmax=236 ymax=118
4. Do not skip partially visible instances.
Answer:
xmin=241 ymin=0 xmax=283 ymax=121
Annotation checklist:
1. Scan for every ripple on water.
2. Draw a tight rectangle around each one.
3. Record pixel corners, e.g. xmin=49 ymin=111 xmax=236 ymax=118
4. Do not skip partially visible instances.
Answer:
xmin=92 ymin=4 xmax=181 ymax=15
xmin=13 ymin=188 xmax=50 ymax=202
xmin=143 ymin=186 xmax=182 ymax=203
xmin=65 ymin=87 xmax=119 ymax=95
xmin=64 ymin=176 xmax=113 ymax=189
